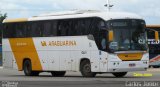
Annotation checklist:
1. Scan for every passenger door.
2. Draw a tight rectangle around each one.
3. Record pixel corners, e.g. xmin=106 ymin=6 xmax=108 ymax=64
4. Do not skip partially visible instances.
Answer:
xmin=99 ymin=51 xmax=108 ymax=72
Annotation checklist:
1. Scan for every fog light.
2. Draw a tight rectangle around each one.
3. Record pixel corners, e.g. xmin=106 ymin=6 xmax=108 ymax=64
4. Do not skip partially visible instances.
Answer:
xmin=143 ymin=61 xmax=147 ymax=64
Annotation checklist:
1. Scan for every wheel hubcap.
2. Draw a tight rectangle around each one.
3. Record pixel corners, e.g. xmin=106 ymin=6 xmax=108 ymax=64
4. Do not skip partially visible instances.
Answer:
xmin=84 ymin=64 xmax=90 ymax=73
xmin=25 ymin=63 xmax=30 ymax=74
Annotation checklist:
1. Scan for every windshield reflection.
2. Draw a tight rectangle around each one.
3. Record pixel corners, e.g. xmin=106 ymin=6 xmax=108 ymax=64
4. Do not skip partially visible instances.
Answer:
xmin=108 ymin=19 xmax=147 ymax=52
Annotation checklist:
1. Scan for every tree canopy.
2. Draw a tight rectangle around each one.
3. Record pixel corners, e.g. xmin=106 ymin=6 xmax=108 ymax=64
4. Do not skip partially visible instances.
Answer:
xmin=0 ymin=12 xmax=7 ymax=23
xmin=0 ymin=12 xmax=7 ymax=44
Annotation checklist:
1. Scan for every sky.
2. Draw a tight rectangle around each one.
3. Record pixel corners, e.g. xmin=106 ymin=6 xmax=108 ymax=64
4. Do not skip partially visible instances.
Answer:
xmin=0 ymin=0 xmax=160 ymax=24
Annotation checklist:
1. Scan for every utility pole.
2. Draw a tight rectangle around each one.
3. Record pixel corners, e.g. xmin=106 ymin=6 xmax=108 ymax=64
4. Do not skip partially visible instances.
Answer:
xmin=104 ymin=0 xmax=113 ymax=11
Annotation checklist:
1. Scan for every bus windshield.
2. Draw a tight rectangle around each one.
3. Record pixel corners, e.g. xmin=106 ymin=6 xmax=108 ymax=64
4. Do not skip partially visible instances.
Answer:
xmin=107 ymin=19 xmax=148 ymax=52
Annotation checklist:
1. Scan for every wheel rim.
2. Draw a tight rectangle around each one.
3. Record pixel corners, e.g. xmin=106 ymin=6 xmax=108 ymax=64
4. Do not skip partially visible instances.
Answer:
xmin=25 ymin=62 xmax=30 ymax=74
xmin=84 ymin=64 xmax=91 ymax=73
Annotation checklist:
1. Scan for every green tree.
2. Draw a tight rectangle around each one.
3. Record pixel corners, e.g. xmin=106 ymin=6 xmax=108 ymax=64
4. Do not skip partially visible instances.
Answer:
xmin=0 ymin=12 xmax=7 ymax=22
xmin=0 ymin=12 xmax=7 ymax=44
xmin=0 ymin=12 xmax=7 ymax=66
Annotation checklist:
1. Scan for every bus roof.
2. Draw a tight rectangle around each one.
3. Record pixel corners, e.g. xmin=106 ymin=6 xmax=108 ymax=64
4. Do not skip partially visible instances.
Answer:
xmin=3 ymin=18 xmax=28 ymax=23
xmin=146 ymin=25 xmax=160 ymax=28
xmin=3 ymin=10 xmax=143 ymax=23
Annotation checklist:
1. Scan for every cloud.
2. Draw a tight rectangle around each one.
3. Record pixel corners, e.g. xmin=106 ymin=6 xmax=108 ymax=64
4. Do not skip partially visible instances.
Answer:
xmin=111 ymin=0 xmax=160 ymax=24
xmin=0 ymin=0 xmax=160 ymax=24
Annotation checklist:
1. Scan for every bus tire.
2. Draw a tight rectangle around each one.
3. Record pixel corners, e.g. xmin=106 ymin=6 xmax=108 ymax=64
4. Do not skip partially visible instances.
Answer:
xmin=23 ymin=60 xmax=39 ymax=76
xmin=80 ymin=60 xmax=96 ymax=77
xmin=32 ymin=71 xmax=40 ymax=76
xmin=51 ymin=71 xmax=66 ymax=77
xmin=153 ymin=66 xmax=160 ymax=68
xmin=112 ymin=72 xmax=127 ymax=77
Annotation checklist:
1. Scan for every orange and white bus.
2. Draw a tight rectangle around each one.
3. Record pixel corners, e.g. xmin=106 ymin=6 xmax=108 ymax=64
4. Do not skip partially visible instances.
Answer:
xmin=2 ymin=10 xmax=149 ymax=77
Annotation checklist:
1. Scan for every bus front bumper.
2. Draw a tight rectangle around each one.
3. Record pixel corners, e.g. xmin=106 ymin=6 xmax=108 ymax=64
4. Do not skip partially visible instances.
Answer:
xmin=108 ymin=61 xmax=149 ymax=72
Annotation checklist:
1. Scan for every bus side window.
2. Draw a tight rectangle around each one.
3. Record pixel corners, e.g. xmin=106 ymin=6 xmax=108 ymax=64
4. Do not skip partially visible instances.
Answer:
xmin=15 ymin=24 xmax=21 ymax=38
xmin=73 ymin=18 xmax=92 ymax=36
xmin=15 ymin=23 xmax=26 ymax=38
xmin=26 ymin=22 xmax=31 ymax=37
xmin=92 ymin=18 xmax=107 ymax=51
xmin=63 ymin=21 xmax=69 ymax=36
xmin=31 ymin=22 xmax=41 ymax=37
xmin=51 ymin=21 xmax=58 ymax=36
xmin=84 ymin=18 xmax=92 ymax=35
xmin=23 ymin=23 xmax=28 ymax=37
xmin=43 ymin=21 xmax=52 ymax=37
xmin=57 ymin=21 xmax=62 ymax=36
xmin=72 ymin=20 xmax=78 ymax=36
xmin=7 ymin=23 xmax=16 ymax=38
xmin=29 ymin=22 xmax=35 ymax=37
xmin=90 ymin=18 xmax=104 ymax=50
xmin=58 ymin=20 xmax=69 ymax=36
xmin=3 ymin=24 xmax=8 ymax=38
xmin=68 ymin=20 xmax=74 ymax=36
xmin=78 ymin=20 xmax=85 ymax=35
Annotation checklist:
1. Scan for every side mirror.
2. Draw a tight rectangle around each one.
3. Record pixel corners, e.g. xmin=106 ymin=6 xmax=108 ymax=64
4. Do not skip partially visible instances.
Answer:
xmin=155 ymin=31 xmax=159 ymax=41
xmin=109 ymin=30 xmax=114 ymax=42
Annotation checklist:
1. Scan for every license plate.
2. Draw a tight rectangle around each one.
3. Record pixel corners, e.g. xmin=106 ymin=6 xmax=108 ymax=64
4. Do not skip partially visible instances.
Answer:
xmin=129 ymin=63 xmax=136 ymax=67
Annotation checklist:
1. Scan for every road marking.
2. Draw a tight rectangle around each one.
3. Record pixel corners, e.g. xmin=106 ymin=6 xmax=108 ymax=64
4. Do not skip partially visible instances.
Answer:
xmin=0 ymin=67 xmax=3 ymax=69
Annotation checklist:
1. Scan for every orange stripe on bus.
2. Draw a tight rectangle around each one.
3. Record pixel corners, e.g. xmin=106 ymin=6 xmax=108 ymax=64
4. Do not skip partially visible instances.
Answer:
xmin=118 ymin=53 xmax=143 ymax=61
xmin=9 ymin=38 xmax=42 ymax=71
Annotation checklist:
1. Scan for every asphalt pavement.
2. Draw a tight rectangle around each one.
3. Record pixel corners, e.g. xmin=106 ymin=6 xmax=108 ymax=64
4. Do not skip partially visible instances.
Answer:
xmin=0 ymin=68 xmax=160 ymax=87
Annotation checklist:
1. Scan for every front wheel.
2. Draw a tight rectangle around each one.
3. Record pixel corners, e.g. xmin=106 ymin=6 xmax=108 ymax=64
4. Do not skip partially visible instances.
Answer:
xmin=153 ymin=66 xmax=160 ymax=68
xmin=112 ymin=72 xmax=127 ymax=77
xmin=80 ymin=60 xmax=96 ymax=77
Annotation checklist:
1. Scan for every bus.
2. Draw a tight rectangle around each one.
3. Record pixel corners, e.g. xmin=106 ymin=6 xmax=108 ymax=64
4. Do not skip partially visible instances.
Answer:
xmin=146 ymin=25 xmax=160 ymax=68
xmin=2 ymin=10 xmax=149 ymax=77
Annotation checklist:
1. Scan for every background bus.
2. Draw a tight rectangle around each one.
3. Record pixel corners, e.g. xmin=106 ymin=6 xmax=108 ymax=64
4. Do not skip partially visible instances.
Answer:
xmin=2 ymin=10 xmax=149 ymax=77
xmin=146 ymin=25 xmax=160 ymax=68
